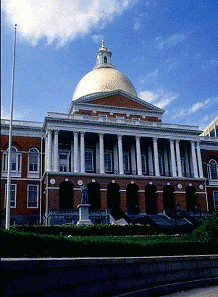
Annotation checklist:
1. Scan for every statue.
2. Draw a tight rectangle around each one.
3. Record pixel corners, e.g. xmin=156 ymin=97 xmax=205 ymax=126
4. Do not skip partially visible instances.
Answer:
xmin=81 ymin=184 xmax=89 ymax=204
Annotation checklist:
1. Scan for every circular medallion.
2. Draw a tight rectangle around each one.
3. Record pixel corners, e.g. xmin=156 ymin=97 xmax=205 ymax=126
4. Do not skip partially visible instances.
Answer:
xmin=112 ymin=180 xmax=115 ymax=183
xmin=149 ymin=181 xmax=152 ymax=185
xmin=77 ymin=180 xmax=83 ymax=186
xmin=167 ymin=182 xmax=170 ymax=186
xmin=177 ymin=184 xmax=182 ymax=189
xmin=65 ymin=178 xmax=69 ymax=181
xmin=189 ymin=183 xmax=192 ymax=187
xmin=92 ymin=179 xmax=96 ymax=183
xmin=131 ymin=180 xmax=134 ymax=184
xmin=199 ymin=184 xmax=204 ymax=190
xmin=50 ymin=178 xmax=55 ymax=185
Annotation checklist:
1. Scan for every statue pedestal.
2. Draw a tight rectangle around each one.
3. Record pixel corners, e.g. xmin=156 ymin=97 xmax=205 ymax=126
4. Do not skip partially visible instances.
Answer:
xmin=76 ymin=204 xmax=93 ymax=226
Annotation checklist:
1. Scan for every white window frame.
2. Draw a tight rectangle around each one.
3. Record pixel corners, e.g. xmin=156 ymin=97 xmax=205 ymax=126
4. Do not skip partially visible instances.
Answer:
xmin=104 ymin=151 xmax=113 ymax=172
xmin=208 ymin=159 xmax=218 ymax=180
xmin=27 ymin=184 xmax=39 ymax=208
xmin=28 ymin=148 xmax=40 ymax=177
xmin=85 ymin=149 xmax=94 ymax=172
xmin=123 ymin=151 xmax=130 ymax=173
xmin=213 ymin=191 xmax=218 ymax=210
xmin=59 ymin=151 xmax=70 ymax=172
xmin=4 ymin=184 xmax=17 ymax=208
xmin=2 ymin=147 xmax=22 ymax=177
xmin=141 ymin=154 xmax=147 ymax=174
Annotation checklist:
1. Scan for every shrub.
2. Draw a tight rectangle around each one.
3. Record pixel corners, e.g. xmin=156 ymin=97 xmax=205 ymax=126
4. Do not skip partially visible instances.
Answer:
xmin=192 ymin=211 xmax=218 ymax=243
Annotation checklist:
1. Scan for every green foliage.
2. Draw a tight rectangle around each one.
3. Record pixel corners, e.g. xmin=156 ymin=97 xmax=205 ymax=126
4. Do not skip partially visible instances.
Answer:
xmin=10 ymin=224 xmax=155 ymax=236
xmin=192 ymin=211 xmax=218 ymax=243
xmin=1 ymin=228 xmax=218 ymax=258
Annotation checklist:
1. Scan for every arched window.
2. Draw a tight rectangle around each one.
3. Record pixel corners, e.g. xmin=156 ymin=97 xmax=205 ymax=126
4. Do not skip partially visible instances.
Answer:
xmin=104 ymin=56 xmax=107 ymax=63
xmin=126 ymin=183 xmax=139 ymax=215
xmin=208 ymin=159 xmax=218 ymax=179
xmin=28 ymin=148 xmax=39 ymax=172
xmin=2 ymin=146 xmax=21 ymax=174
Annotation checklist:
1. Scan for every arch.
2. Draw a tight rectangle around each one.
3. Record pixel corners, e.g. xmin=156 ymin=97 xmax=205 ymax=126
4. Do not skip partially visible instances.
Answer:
xmin=28 ymin=147 xmax=39 ymax=172
xmin=87 ymin=182 xmax=101 ymax=209
xmin=104 ymin=56 xmax=107 ymax=63
xmin=145 ymin=184 xmax=157 ymax=214
xmin=209 ymin=159 xmax=218 ymax=179
xmin=126 ymin=183 xmax=139 ymax=215
xmin=186 ymin=186 xmax=197 ymax=211
xmin=59 ymin=181 xmax=74 ymax=209
xmin=163 ymin=185 xmax=175 ymax=211
xmin=107 ymin=182 xmax=120 ymax=217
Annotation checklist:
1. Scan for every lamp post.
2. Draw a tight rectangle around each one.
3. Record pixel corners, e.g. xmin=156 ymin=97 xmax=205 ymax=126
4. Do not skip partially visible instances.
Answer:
xmin=5 ymin=24 xmax=17 ymax=230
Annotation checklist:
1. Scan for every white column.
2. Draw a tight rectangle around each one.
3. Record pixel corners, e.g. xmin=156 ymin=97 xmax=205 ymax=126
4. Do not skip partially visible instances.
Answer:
xmin=163 ymin=146 xmax=169 ymax=176
xmin=113 ymin=142 xmax=119 ymax=174
xmin=191 ymin=141 xmax=198 ymax=178
xmin=53 ymin=130 xmax=59 ymax=172
xmin=170 ymin=139 xmax=177 ymax=177
xmin=74 ymin=132 xmax=79 ymax=173
xmin=99 ymin=133 xmax=105 ymax=174
xmin=148 ymin=146 xmax=154 ymax=176
xmin=118 ymin=135 xmax=124 ymax=174
xmin=45 ymin=135 xmax=48 ymax=171
xmin=136 ymin=136 xmax=142 ymax=175
xmin=184 ymin=147 xmax=190 ymax=177
xmin=131 ymin=144 xmax=136 ymax=175
xmin=71 ymin=137 xmax=74 ymax=172
xmin=196 ymin=141 xmax=204 ymax=178
xmin=47 ymin=130 xmax=52 ymax=171
xmin=153 ymin=137 xmax=160 ymax=176
xmin=175 ymin=139 xmax=182 ymax=177
xmin=80 ymin=132 xmax=85 ymax=173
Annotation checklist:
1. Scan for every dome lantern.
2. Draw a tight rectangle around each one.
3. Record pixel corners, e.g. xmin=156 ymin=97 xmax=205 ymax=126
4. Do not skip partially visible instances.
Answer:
xmin=94 ymin=40 xmax=114 ymax=69
xmin=72 ymin=41 xmax=137 ymax=101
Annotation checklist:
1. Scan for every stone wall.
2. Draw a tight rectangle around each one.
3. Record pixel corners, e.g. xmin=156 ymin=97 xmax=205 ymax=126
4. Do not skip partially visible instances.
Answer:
xmin=1 ymin=255 xmax=218 ymax=297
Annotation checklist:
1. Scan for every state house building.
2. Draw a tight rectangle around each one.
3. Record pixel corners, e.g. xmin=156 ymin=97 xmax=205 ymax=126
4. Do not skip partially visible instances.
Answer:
xmin=1 ymin=41 xmax=218 ymax=225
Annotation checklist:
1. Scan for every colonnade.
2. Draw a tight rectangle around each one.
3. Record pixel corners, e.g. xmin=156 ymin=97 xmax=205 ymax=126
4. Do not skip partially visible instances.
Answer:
xmin=44 ymin=130 xmax=204 ymax=179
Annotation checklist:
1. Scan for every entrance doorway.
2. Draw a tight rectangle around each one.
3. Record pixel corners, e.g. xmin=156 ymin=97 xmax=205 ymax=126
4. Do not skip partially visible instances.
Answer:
xmin=59 ymin=181 xmax=74 ymax=209
xmin=145 ymin=184 xmax=157 ymax=214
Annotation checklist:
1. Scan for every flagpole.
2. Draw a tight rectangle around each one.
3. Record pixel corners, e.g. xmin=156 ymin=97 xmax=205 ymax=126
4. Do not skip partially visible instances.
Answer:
xmin=5 ymin=24 xmax=17 ymax=230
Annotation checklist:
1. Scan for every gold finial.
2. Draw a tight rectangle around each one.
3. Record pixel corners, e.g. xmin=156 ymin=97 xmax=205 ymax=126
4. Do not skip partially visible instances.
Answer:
xmin=99 ymin=40 xmax=107 ymax=50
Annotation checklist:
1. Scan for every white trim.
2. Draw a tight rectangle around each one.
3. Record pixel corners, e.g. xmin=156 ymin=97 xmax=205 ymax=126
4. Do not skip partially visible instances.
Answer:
xmin=4 ymin=184 xmax=17 ymax=208
xmin=27 ymin=184 xmax=39 ymax=208
xmin=213 ymin=190 xmax=218 ymax=210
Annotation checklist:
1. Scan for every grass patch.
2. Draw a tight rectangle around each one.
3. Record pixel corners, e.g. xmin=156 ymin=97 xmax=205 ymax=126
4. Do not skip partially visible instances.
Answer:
xmin=1 ymin=228 xmax=217 ymax=258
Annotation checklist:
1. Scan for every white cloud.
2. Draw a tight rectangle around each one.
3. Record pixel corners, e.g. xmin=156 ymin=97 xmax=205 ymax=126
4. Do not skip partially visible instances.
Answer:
xmin=154 ymin=33 xmax=187 ymax=50
xmin=171 ymin=97 xmax=218 ymax=122
xmin=189 ymin=98 xmax=211 ymax=113
xmin=2 ymin=0 xmax=134 ymax=46
xmin=139 ymin=89 xmax=178 ymax=108
xmin=91 ymin=34 xmax=104 ymax=44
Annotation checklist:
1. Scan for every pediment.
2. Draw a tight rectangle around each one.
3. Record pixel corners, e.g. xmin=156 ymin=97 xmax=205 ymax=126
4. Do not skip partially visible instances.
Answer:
xmin=74 ymin=90 xmax=164 ymax=114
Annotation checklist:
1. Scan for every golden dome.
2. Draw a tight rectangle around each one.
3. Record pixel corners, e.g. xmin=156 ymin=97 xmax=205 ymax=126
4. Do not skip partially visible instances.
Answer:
xmin=72 ymin=41 xmax=137 ymax=101
xmin=73 ymin=67 xmax=137 ymax=101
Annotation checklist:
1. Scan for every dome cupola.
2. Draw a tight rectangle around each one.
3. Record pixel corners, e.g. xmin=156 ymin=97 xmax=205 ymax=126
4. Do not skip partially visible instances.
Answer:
xmin=72 ymin=41 xmax=137 ymax=101
xmin=94 ymin=40 xmax=114 ymax=69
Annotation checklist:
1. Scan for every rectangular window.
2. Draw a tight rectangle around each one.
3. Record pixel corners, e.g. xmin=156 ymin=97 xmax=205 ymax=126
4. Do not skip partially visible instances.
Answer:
xmin=5 ymin=184 xmax=17 ymax=208
xmin=85 ymin=150 xmax=94 ymax=171
xmin=141 ymin=154 xmax=147 ymax=174
xmin=214 ymin=191 xmax=218 ymax=210
xmin=28 ymin=185 xmax=38 ymax=208
xmin=158 ymin=154 xmax=163 ymax=175
xmin=123 ymin=152 xmax=130 ymax=173
xmin=104 ymin=151 xmax=112 ymax=172
xmin=59 ymin=153 xmax=69 ymax=172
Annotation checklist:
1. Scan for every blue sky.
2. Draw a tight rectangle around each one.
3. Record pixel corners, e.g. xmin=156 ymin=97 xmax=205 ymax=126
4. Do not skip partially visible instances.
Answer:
xmin=2 ymin=0 xmax=218 ymax=130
